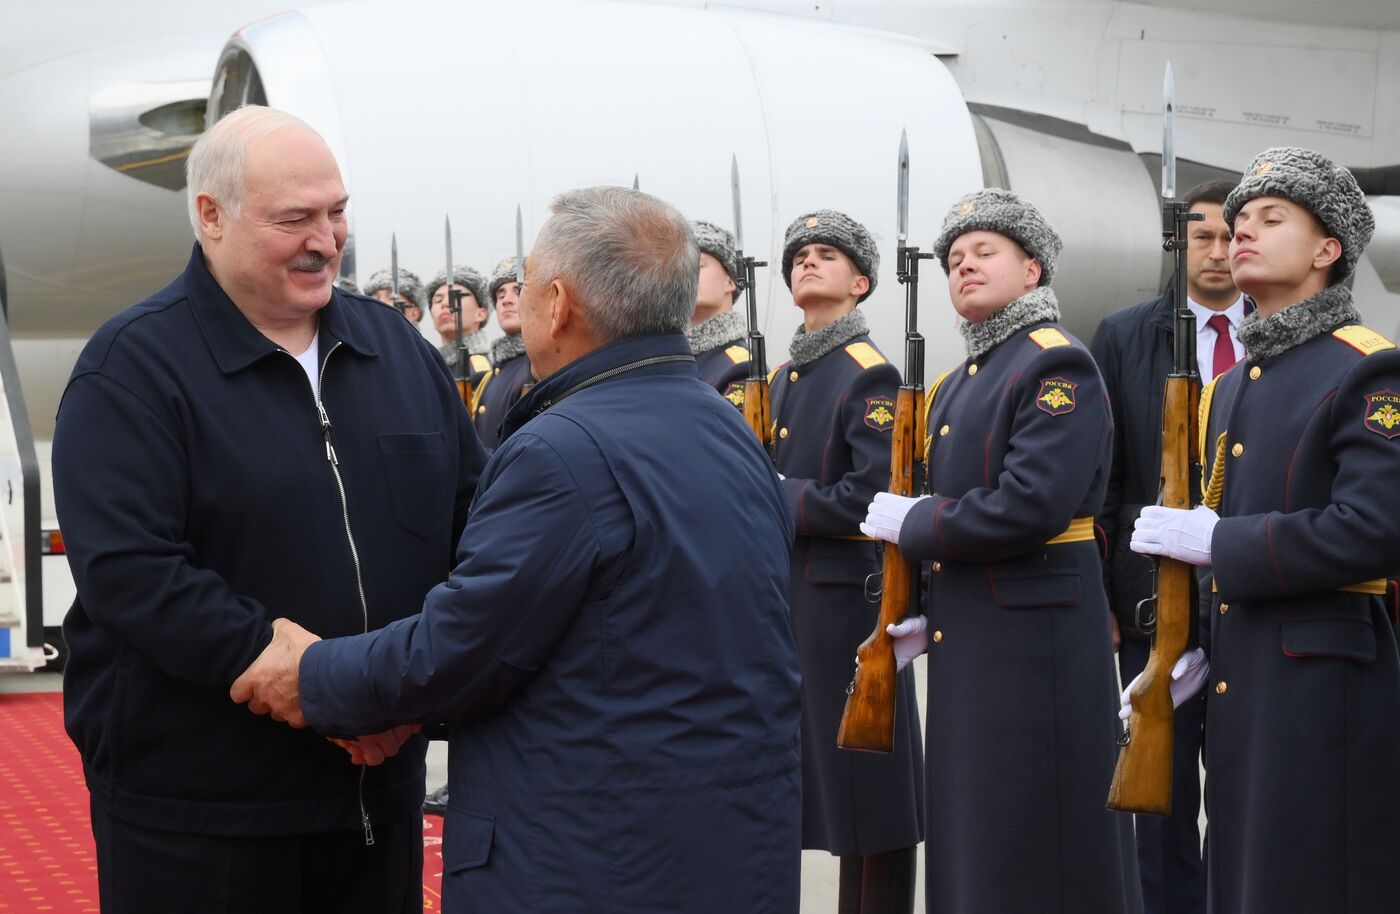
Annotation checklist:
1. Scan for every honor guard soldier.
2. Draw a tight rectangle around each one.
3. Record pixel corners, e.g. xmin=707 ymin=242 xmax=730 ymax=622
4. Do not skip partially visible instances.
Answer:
xmin=364 ymin=265 xmax=424 ymax=324
xmin=769 ymin=209 xmax=923 ymax=914
xmin=471 ymin=257 xmax=533 ymax=451
xmin=426 ymin=264 xmax=492 ymax=379
xmin=1130 ymin=148 xmax=1400 ymax=914
xmin=686 ymin=220 xmax=750 ymax=407
xmin=863 ymin=189 xmax=1142 ymax=914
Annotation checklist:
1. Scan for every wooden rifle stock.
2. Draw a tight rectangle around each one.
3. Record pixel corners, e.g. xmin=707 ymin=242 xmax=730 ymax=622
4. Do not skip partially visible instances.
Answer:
xmin=456 ymin=376 xmax=474 ymax=410
xmin=744 ymin=376 xmax=771 ymax=449
xmin=837 ymin=383 xmax=923 ymax=753
xmin=1107 ymin=372 xmax=1199 ymax=814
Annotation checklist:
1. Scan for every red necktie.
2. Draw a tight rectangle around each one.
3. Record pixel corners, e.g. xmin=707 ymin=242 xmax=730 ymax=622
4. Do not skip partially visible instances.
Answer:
xmin=1207 ymin=314 xmax=1236 ymax=380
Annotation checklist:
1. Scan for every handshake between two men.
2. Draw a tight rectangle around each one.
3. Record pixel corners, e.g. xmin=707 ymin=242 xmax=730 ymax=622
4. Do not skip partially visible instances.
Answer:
xmin=229 ymin=618 xmax=419 ymax=767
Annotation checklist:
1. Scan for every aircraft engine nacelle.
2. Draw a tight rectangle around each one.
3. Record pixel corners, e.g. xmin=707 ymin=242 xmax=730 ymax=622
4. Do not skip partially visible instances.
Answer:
xmin=212 ymin=0 xmax=988 ymax=370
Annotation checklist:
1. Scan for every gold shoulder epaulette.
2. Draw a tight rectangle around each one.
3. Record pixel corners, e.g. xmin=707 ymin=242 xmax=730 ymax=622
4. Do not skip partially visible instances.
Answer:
xmin=1332 ymin=325 xmax=1396 ymax=356
xmin=724 ymin=345 xmax=749 ymax=365
xmin=469 ymin=354 xmax=491 ymax=374
xmin=844 ymin=341 xmax=886 ymax=369
xmin=768 ymin=362 xmax=787 ymax=385
xmin=1029 ymin=327 xmax=1071 ymax=349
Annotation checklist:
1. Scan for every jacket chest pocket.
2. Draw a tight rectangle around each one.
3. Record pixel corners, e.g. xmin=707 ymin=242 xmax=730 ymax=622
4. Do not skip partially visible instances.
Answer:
xmin=377 ymin=432 xmax=450 ymax=541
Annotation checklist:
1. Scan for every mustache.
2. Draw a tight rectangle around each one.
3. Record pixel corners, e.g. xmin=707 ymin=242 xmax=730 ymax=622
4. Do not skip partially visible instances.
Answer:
xmin=291 ymin=254 xmax=332 ymax=272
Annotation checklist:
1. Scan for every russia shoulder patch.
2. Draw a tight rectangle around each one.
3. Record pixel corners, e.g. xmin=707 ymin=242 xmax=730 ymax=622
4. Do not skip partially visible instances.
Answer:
xmin=1364 ymin=389 xmax=1400 ymax=438
xmin=865 ymin=397 xmax=896 ymax=431
xmin=845 ymin=341 xmax=886 ymax=369
xmin=723 ymin=382 xmax=746 ymax=408
xmin=724 ymin=345 xmax=750 ymax=365
xmin=1333 ymin=325 xmax=1396 ymax=356
xmin=1029 ymin=327 xmax=1072 ymax=349
xmin=1036 ymin=377 xmax=1077 ymax=415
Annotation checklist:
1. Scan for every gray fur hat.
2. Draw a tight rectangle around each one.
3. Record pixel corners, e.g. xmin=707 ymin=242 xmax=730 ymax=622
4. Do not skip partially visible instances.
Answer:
xmin=691 ymin=220 xmax=740 ymax=287
xmin=362 ymin=267 xmax=425 ymax=309
xmin=932 ymin=188 xmax=1061 ymax=286
xmin=426 ymin=265 xmax=491 ymax=316
xmin=1223 ymin=146 xmax=1375 ymax=282
xmin=781 ymin=209 xmax=879 ymax=303
xmin=488 ymin=257 xmax=523 ymax=302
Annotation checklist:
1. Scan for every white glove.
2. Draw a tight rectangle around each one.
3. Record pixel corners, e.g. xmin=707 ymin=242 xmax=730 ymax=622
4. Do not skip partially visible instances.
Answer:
xmin=1130 ymin=504 xmax=1218 ymax=566
xmin=860 ymin=492 xmax=931 ymax=545
xmin=1118 ymin=647 xmax=1210 ymax=720
xmin=887 ymin=615 xmax=929 ymax=673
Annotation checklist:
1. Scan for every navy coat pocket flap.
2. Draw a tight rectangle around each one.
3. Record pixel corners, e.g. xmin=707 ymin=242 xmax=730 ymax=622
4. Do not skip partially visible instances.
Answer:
xmin=992 ymin=572 xmax=1081 ymax=609
xmin=442 ymin=811 xmax=495 ymax=873
xmin=1281 ymin=619 xmax=1376 ymax=663
xmin=803 ymin=540 xmax=879 ymax=587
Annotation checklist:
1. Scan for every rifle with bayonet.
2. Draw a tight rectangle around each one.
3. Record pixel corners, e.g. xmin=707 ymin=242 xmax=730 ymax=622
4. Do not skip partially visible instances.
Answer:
xmin=731 ymin=155 xmax=771 ymax=450
xmin=838 ymin=130 xmax=929 ymax=753
xmin=444 ymin=215 xmax=473 ymax=407
xmin=1107 ymin=62 xmax=1202 ymax=815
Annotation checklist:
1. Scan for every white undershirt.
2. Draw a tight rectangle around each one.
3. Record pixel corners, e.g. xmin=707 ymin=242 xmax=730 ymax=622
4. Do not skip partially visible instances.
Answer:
xmin=1187 ymin=294 xmax=1246 ymax=383
xmin=293 ymin=335 xmax=321 ymax=398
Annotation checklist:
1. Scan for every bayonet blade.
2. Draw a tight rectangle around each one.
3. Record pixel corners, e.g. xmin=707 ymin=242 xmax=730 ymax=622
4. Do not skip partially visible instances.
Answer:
xmin=632 ymin=173 xmax=640 ymax=191
xmin=897 ymin=129 xmax=910 ymax=243
xmin=390 ymin=233 xmax=400 ymax=302
xmin=444 ymin=215 xmax=454 ymax=298
xmin=515 ymin=205 xmax=525 ymax=284
xmin=731 ymin=154 xmax=744 ymax=253
xmin=1162 ymin=62 xmax=1176 ymax=201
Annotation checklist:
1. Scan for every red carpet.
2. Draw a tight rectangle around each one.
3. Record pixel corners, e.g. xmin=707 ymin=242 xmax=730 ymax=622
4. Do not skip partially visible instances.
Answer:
xmin=0 ymin=692 xmax=446 ymax=913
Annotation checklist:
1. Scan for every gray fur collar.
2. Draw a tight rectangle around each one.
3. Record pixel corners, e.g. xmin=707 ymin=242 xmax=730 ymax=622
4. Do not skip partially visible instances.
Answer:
xmin=959 ymin=286 xmax=1061 ymax=359
xmin=790 ymin=309 xmax=868 ymax=366
xmin=685 ymin=310 xmax=747 ymax=355
xmin=1236 ymin=284 xmax=1360 ymax=363
xmin=462 ymin=330 xmax=489 ymax=356
xmin=491 ymin=333 xmax=526 ymax=364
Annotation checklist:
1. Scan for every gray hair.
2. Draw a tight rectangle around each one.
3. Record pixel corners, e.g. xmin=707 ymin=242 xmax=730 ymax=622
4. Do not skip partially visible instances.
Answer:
xmin=185 ymin=105 xmax=321 ymax=240
xmin=529 ymin=187 xmax=697 ymax=341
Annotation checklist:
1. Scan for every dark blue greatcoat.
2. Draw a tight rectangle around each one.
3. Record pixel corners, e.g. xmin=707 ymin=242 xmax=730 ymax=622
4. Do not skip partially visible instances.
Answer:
xmin=1202 ymin=324 xmax=1400 ymax=914
xmin=471 ymin=348 xmax=533 ymax=451
xmin=54 ymin=245 xmax=483 ymax=837
xmin=301 ymin=332 xmax=803 ymax=913
xmin=695 ymin=337 xmax=750 ymax=409
xmin=769 ymin=332 xmax=925 ymax=857
xmin=899 ymin=321 xmax=1142 ymax=914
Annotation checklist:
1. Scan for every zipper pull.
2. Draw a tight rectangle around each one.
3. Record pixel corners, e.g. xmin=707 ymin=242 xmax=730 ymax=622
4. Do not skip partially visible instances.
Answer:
xmin=362 ymin=810 xmax=375 ymax=846
xmin=316 ymin=400 xmax=338 ymax=465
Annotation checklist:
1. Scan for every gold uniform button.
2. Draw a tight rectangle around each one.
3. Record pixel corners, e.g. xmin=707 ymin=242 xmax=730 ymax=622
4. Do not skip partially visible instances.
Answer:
xmin=779 ymin=427 xmax=789 ymax=439
xmin=932 ymin=561 xmax=942 ymax=573
xmin=1216 ymin=681 xmax=1228 ymax=695
xmin=477 ymin=406 xmax=487 ymax=415
xmin=939 ymin=424 xmax=950 ymax=437
xmin=1231 ymin=442 xmax=1244 ymax=458
xmin=789 ymin=371 xmax=799 ymax=382
xmin=932 ymin=631 xmax=943 ymax=643
xmin=1249 ymin=366 xmax=1262 ymax=380
xmin=967 ymin=364 xmax=978 ymax=376
xmin=1220 ymin=602 xmax=1229 ymax=615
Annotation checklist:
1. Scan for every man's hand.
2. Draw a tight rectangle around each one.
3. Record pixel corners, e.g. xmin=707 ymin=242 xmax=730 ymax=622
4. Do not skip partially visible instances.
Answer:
xmin=886 ymin=615 xmax=929 ymax=673
xmin=328 ymin=725 xmax=423 ymax=766
xmin=1118 ymin=647 xmax=1210 ymax=720
xmin=860 ymin=492 xmax=932 ymax=545
xmin=230 ymin=618 xmax=321 ymax=728
xmin=1130 ymin=504 xmax=1218 ymax=566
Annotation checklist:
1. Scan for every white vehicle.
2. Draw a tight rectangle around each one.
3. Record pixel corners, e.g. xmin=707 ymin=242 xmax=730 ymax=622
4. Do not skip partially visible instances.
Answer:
xmin=2 ymin=0 xmax=1398 ymax=669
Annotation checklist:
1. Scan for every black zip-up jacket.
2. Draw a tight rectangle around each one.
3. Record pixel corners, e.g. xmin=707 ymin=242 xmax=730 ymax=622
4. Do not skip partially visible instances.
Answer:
xmin=54 ymin=245 xmax=484 ymax=835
